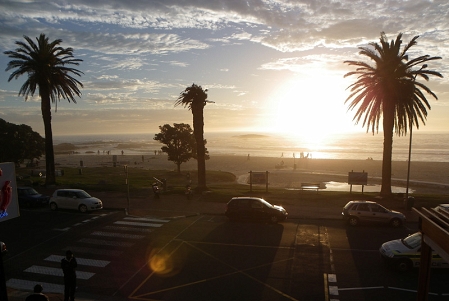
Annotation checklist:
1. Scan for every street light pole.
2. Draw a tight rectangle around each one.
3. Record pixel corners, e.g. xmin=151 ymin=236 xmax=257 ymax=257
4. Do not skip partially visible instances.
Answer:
xmin=405 ymin=64 xmax=427 ymax=201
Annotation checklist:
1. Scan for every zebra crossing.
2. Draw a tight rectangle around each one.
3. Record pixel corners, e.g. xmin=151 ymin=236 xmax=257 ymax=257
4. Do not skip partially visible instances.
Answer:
xmin=6 ymin=215 xmax=170 ymax=294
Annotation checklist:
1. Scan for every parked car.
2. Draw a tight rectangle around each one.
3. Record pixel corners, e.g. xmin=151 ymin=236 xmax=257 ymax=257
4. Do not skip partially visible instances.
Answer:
xmin=0 ymin=241 xmax=6 ymax=254
xmin=49 ymin=189 xmax=103 ymax=213
xmin=342 ymin=200 xmax=405 ymax=227
xmin=225 ymin=197 xmax=288 ymax=223
xmin=380 ymin=232 xmax=449 ymax=272
xmin=17 ymin=187 xmax=50 ymax=207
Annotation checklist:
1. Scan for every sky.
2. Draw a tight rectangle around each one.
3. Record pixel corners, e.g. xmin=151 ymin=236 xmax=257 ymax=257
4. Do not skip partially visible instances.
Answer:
xmin=0 ymin=0 xmax=448 ymax=142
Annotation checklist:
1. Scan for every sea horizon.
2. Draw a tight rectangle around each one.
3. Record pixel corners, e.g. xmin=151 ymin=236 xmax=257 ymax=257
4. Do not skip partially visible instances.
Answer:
xmin=52 ymin=131 xmax=449 ymax=163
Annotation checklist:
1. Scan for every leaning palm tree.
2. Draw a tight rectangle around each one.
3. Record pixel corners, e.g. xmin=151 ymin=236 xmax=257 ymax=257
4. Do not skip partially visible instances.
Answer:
xmin=4 ymin=34 xmax=83 ymax=185
xmin=175 ymin=84 xmax=213 ymax=191
xmin=344 ymin=32 xmax=442 ymax=197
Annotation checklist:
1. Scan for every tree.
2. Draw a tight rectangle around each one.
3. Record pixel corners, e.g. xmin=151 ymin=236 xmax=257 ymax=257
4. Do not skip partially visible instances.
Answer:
xmin=344 ymin=32 xmax=442 ymax=196
xmin=154 ymin=123 xmax=196 ymax=173
xmin=0 ymin=118 xmax=45 ymax=166
xmin=4 ymin=34 xmax=83 ymax=185
xmin=175 ymin=84 xmax=213 ymax=191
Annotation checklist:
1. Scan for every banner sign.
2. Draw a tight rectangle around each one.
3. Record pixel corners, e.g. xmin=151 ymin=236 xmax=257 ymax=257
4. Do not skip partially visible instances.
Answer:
xmin=0 ymin=162 xmax=20 ymax=222
xmin=251 ymin=172 xmax=267 ymax=185
xmin=348 ymin=171 xmax=368 ymax=185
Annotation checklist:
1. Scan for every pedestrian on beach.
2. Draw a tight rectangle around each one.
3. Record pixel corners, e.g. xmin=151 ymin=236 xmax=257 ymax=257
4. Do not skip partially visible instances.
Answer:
xmin=61 ymin=250 xmax=77 ymax=301
xmin=25 ymin=284 xmax=49 ymax=301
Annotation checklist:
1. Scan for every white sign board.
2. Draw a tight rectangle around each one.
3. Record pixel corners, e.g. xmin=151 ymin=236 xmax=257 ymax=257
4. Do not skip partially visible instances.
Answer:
xmin=0 ymin=162 xmax=20 ymax=221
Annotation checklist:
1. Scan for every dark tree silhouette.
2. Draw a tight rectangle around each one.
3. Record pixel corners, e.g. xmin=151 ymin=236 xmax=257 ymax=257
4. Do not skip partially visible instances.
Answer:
xmin=154 ymin=123 xmax=196 ymax=173
xmin=344 ymin=32 xmax=442 ymax=196
xmin=175 ymin=84 xmax=213 ymax=191
xmin=0 ymin=118 xmax=45 ymax=166
xmin=4 ymin=34 xmax=83 ymax=185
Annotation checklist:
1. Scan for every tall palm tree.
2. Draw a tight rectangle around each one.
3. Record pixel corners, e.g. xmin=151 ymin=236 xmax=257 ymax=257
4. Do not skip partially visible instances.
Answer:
xmin=4 ymin=34 xmax=83 ymax=185
xmin=344 ymin=32 xmax=442 ymax=197
xmin=175 ymin=84 xmax=213 ymax=191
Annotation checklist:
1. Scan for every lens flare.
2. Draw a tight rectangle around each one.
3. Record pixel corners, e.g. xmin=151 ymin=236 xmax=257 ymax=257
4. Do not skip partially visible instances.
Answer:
xmin=148 ymin=249 xmax=174 ymax=275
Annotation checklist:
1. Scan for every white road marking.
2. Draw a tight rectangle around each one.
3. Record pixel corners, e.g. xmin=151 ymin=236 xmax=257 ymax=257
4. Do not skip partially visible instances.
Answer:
xmin=114 ymin=221 xmax=163 ymax=227
xmin=64 ymin=246 xmax=123 ymax=257
xmin=24 ymin=265 xmax=95 ymax=280
xmin=78 ymin=238 xmax=135 ymax=247
xmin=103 ymin=225 xmax=154 ymax=233
xmin=90 ymin=231 xmax=145 ymax=239
xmin=329 ymin=285 xmax=339 ymax=296
xmin=6 ymin=278 xmax=64 ymax=294
xmin=328 ymin=273 xmax=337 ymax=283
xmin=124 ymin=217 xmax=169 ymax=223
xmin=45 ymin=255 xmax=110 ymax=267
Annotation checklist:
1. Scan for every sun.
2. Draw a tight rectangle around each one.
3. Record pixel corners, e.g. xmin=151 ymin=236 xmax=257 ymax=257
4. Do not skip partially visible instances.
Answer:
xmin=265 ymin=74 xmax=355 ymax=143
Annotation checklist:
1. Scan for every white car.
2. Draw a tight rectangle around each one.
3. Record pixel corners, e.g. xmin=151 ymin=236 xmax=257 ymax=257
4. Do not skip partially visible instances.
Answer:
xmin=49 ymin=189 xmax=103 ymax=213
xmin=379 ymin=232 xmax=449 ymax=272
xmin=434 ymin=204 xmax=449 ymax=213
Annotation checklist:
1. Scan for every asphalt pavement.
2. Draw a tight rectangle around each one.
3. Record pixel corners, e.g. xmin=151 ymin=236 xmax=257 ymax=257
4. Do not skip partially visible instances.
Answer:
xmin=5 ymin=191 xmax=419 ymax=301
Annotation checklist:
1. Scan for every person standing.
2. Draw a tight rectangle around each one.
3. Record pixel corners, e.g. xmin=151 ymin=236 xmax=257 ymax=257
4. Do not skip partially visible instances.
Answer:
xmin=61 ymin=250 xmax=77 ymax=301
xmin=25 ymin=284 xmax=49 ymax=301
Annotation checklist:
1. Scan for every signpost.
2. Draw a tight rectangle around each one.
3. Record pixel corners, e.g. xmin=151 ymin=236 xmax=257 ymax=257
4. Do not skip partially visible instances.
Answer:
xmin=249 ymin=171 xmax=269 ymax=192
xmin=348 ymin=170 xmax=368 ymax=193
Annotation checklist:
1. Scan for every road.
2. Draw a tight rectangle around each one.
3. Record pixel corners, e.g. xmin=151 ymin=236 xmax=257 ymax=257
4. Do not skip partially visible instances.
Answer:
xmin=1 ymin=207 xmax=448 ymax=300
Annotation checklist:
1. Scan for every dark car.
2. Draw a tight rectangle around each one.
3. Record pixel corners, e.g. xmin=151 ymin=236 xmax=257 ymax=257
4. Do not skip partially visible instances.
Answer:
xmin=17 ymin=187 xmax=50 ymax=207
xmin=342 ymin=200 xmax=406 ymax=228
xmin=225 ymin=197 xmax=288 ymax=223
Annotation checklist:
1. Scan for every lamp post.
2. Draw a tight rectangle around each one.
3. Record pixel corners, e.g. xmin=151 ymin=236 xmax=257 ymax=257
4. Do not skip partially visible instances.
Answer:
xmin=405 ymin=64 xmax=427 ymax=201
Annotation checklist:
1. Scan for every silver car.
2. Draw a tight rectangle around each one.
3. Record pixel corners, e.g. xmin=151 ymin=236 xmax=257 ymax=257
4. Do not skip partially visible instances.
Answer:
xmin=49 ymin=189 xmax=103 ymax=213
xmin=342 ymin=200 xmax=406 ymax=227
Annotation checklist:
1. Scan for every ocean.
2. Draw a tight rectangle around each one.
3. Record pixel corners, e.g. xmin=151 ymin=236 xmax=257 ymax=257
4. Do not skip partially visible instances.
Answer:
xmin=53 ymin=131 xmax=449 ymax=163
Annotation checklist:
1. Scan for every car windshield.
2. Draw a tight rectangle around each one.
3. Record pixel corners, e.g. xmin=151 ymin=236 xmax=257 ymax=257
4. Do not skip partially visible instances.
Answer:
xmin=402 ymin=232 xmax=422 ymax=249
xmin=75 ymin=191 xmax=91 ymax=199
xmin=24 ymin=188 xmax=39 ymax=195
xmin=259 ymin=198 xmax=273 ymax=208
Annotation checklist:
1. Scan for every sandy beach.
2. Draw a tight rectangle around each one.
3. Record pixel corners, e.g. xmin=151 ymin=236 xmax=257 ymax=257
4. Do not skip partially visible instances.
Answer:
xmin=51 ymin=153 xmax=449 ymax=195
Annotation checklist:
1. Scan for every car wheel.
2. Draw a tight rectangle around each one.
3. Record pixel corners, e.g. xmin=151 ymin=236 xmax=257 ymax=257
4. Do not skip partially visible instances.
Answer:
xmin=50 ymin=202 xmax=58 ymax=211
xmin=348 ymin=216 xmax=359 ymax=226
xmin=79 ymin=204 xmax=88 ymax=213
xmin=396 ymin=259 xmax=412 ymax=272
xmin=269 ymin=215 xmax=279 ymax=224
xmin=390 ymin=218 xmax=402 ymax=228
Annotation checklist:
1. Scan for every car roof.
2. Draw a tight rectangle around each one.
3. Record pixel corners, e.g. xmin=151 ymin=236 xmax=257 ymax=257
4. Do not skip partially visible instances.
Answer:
xmin=348 ymin=200 xmax=377 ymax=204
xmin=55 ymin=189 xmax=85 ymax=192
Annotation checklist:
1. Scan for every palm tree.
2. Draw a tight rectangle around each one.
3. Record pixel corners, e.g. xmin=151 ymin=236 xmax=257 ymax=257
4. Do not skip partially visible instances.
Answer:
xmin=344 ymin=32 xmax=442 ymax=197
xmin=4 ymin=34 xmax=83 ymax=185
xmin=175 ymin=84 xmax=213 ymax=191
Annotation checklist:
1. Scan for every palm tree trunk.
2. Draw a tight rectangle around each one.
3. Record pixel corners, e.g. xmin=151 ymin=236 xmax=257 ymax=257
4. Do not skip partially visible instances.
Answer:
xmin=40 ymin=92 xmax=56 ymax=186
xmin=192 ymin=105 xmax=207 ymax=191
xmin=380 ymin=107 xmax=394 ymax=197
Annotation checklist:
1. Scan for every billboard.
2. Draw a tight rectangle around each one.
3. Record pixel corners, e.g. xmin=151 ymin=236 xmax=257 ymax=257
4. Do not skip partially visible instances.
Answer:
xmin=0 ymin=162 xmax=20 ymax=221
xmin=348 ymin=171 xmax=368 ymax=185
xmin=251 ymin=172 xmax=267 ymax=185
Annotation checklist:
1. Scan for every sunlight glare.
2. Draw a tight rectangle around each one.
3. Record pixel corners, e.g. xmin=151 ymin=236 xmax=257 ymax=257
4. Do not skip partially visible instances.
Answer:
xmin=266 ymin=74 xmax=354 ymax=143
